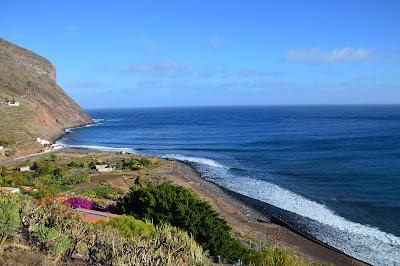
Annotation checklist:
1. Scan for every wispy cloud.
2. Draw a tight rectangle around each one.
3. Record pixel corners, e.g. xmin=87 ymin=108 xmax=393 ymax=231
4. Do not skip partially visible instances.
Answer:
xmin=239 ymin=68 xmax=288 ymax=78
xmin=64 ymin=80 xmax=104 ymax=89
xmin=285 ymin=48 xmax=374 ymax=64
xmin=119 ymin=60 xmax=191 ymax=78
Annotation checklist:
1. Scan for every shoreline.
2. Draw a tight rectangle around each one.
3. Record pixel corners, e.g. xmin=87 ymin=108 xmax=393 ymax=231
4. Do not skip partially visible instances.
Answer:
xmin=1 ymin=142 xmax=369 ymax=265
xmin=164 ymin=159 xmax=369 ymax=266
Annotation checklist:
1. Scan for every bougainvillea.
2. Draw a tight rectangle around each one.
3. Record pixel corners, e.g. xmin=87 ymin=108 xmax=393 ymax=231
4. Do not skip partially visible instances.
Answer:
xmin=64 ymin=197 xmax=94 ymax=210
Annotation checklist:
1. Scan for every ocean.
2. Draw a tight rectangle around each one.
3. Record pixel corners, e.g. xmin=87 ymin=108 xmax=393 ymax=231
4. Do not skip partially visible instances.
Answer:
xmin=59 ymin=105 xmax=400 ymax=265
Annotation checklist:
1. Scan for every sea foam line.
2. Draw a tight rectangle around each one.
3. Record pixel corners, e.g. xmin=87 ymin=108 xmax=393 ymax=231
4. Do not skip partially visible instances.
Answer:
xmin=167 ymin=153 xmax=400 ymax=265
xmin=162 ymin=154 xmax=229 ymax=169
xmin=218 ymin=176 xmax=400 ymax=265
xmin=62 ymin=144 xmax=136 ymax=154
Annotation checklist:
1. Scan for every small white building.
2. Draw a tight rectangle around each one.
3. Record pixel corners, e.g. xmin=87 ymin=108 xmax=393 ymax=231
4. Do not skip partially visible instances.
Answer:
xmin=0 ymin=187 xmax=21 ymax=193
xmin=19 ymin=166 xmax=31 ymax=172
xmin=0 ymin=146 xmax=3 ymax=150
xmin=7 ymin=101 xmax=20 ymax=107
xmin=95 ymin=164 xmax=114 ymax=173
xmin=37 ymin=138 xmax=50 ymax=146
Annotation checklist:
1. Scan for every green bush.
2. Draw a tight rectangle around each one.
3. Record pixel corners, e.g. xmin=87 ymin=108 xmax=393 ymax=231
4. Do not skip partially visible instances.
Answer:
xmin=61 ymin=174 xmax=91 ymax=186
xmin=68 ymin=161 xmax=79 ymax=167
xmin=32 ymin=225 xmax=72 ymax=255
xmin=244 ymin=246 xmax=308 ymax=266
xmin=33 ymin=161 xmax=56 ymax=176
xmin=84 ymin=222 xmax=205 ymax=265
xmin=101 ymin=215 xmax=156 ymax=238
xmin=117 ymin=182 xmax=247 ymax=260
xmin=139 ymin=158 xmax=152 ymax=168
xmin=0 ymin=195 xmax=21 ymax=248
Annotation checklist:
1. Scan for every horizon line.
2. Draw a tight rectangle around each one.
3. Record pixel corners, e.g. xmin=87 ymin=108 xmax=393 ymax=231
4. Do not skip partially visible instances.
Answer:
xmin=83 ymin=103 xmax=400 ymax=110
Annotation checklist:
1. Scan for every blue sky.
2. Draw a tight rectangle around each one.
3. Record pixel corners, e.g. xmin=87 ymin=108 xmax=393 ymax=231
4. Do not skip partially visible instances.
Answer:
xmin=1 ymin=0 xmax=399 ymax=108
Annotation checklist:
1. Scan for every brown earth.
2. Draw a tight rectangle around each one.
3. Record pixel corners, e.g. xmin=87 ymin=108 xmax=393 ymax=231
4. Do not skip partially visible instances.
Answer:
xmin=0 ymin=38 xmax=92 ymax=159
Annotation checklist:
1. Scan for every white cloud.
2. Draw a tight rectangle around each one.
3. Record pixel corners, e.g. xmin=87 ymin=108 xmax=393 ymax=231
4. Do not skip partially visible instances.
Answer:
xmin=286 ymin=48 xmax=374 ymax=63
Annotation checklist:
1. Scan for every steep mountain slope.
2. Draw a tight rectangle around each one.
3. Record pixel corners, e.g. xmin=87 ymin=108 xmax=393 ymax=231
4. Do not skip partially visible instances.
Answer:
xmin=0 ymin=38 xmax=92 ymax=157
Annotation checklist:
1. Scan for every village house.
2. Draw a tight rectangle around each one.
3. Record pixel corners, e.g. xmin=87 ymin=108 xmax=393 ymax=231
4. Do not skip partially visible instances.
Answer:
xmin=37 ymin=137 xmax=50 ymax=145
xmin=7 ymin=101 xmax=20 ymax=106
xmin=19 ymin=166 xmax=31 ymax=172
xmin=0 ymin=187 xmax=21 ymax=193
xmin=95 ymin=164 xmax=114 ymax=173
xmin=0 ymin=146 xmax=4 ymax=156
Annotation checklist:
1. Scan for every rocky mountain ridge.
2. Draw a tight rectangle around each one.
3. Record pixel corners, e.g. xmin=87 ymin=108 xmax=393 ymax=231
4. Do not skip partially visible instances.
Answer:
xmin=0 ymin=38 xmax=92 ymax=158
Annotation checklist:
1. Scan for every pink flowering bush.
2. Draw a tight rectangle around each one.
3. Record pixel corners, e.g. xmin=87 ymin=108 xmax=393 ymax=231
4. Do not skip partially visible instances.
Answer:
xmin=64 ymin=197 xmax=94 ymax=210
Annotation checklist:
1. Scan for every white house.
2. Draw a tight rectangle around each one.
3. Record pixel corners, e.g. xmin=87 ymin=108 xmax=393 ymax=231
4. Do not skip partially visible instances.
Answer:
xmin=7 ymin=101 xmax=20 ymax=107
xmin=95 ymin=164 xmax=114 ymax=173
xmin=0 ymin=146 xmax=3 ymax=150
xmin=0 ymin=187 xmax=21 ymax=193
xmin=19 ymin=166 xmax=31 ymax=172
xmin=37 ymin=138 xmax=50 ymax=145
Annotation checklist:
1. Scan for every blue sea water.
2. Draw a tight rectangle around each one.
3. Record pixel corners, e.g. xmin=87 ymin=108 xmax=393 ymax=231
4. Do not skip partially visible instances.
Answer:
xmin=60 ymin=105 xmax=400 ymax=265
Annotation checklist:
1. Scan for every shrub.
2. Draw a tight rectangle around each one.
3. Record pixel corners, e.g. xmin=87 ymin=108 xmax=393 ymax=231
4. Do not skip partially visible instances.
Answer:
xmin=101 ymin=215 xmax=156 ymax=238
xmin=90 ymin=186 xmax=122 ymax=199
xmin=0 ymin=195 xmax=21 ymax=248
xmin=80 ymin=161 xmax=89 ymax=168
xmin=83 ymin=222 xmax=204 ymax=265
xmin=62 ymin=174 xmax=91 ymax=186
xmin=32 ymin=225 xmax=72 ymax=255
xmin=123 ymin=159 xmax=140 ymax=170
xmin=244 ymin=246 xmax=309 ymax=266
xmin=64 ymin=197 xmax=95 ymax=209
xmin=32 ymin=161 xmax=55 ymax=176
xmin=139 ymin=158 xmax=152 ymax=168
xmin=117 ymin=182 xmax=247 ymax=260
xmin=68 ymin=161 xmax=79 ymax=167
xmin=5 ymin=149 xmax=16 ymax=157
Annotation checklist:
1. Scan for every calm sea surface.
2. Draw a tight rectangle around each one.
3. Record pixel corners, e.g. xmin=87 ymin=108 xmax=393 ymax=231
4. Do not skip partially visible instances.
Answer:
xmin=60 ymin=105 xmax=400 ymax=265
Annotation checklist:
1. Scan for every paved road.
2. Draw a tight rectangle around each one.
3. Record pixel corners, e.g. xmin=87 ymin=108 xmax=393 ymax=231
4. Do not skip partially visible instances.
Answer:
xmin=0 ymin=148 xmax=65 ymax=167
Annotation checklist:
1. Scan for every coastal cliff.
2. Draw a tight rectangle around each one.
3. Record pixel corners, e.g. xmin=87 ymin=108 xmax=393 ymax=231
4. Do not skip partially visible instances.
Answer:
xmin=0 ymin=38 xmax=92 ymax=157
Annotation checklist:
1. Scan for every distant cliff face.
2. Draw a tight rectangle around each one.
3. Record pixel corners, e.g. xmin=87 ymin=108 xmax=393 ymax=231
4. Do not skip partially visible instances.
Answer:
xmin=0 ymin=38 xmax=93 ymax=157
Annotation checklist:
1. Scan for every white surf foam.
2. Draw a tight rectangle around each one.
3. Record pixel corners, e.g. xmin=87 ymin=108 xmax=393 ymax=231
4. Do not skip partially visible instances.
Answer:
xmin=167 ymin=153 xmax=400 ymax=265
xmin=217 ymin=176 xmax=400 ymax=265
xmin=162 ymin=154 xmax=229 ymax=169
xmin=93 ymin=118 xmax=104 ymax=123
xmin=63 ymin=144 xmax=136 ymax=154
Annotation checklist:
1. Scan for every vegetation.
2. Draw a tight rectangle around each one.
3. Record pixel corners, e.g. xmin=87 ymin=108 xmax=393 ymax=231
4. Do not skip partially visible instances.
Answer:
xmin=100 ymin=215 xmax=156 ymax=238
xmin=0 ymin=153 xmax=318 ymax=265
xmin=117 ymin=182 xmax=247 ymax=260
xmin=64 ymin=197 xmax=95 ymax=209
xmin=0 ymin=157 xmax=91 ymax=199
xmin=117 ymin=182 xmax=313 ymax=265
xmin=78 ymin=185 xmax=123 ymax=200
xmin=0 ymin=193 xmax=206 ymax=265
xmin=0 ymin=195 xmax=21 ymax=249
xmin=122 ymin=158 xmax=153 ymax=170
xmin=0 ymin=139 xmax=15 ymax=148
